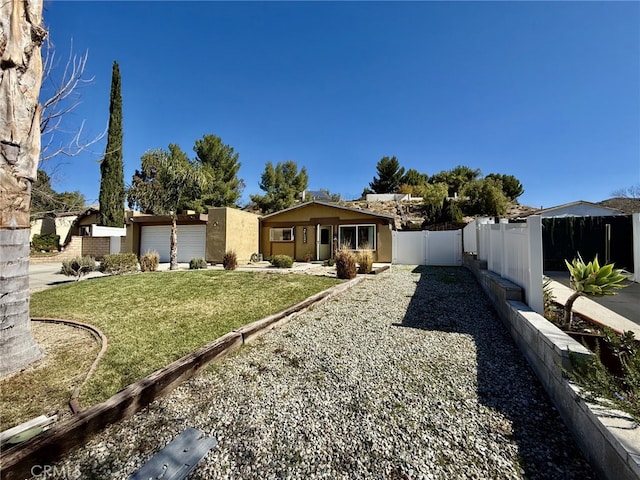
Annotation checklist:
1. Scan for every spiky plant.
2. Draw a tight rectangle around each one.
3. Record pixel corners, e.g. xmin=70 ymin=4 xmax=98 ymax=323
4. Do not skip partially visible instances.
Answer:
xmin=563 ymin=254 xmax=630 ymax=327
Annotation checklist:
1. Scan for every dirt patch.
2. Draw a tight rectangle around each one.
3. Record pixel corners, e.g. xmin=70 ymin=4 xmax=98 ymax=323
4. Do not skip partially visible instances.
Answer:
xmin=0 ymin=321 xmax=101 ymax=431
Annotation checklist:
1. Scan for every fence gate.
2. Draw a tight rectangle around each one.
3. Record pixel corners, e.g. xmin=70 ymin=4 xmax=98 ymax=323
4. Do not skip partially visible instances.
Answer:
xmin=392 ymin=230 xmax=462 ymax=266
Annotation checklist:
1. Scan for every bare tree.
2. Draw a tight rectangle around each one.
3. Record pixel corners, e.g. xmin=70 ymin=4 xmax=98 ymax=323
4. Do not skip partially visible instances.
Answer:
xmin=39 ymin=37 xmax=105 ymax=166
xmin=612 ymin=184 xmax=640 ymax=199
xmin=0 ymin=0 xmax=47 ymax=375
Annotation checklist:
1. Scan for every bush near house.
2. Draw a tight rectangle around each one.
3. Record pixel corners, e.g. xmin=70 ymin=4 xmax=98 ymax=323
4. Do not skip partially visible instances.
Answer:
xmin=335 ymin=248 xmax=357 ymax=279
xmin=357 ymin=245 xmax=374 ymax=274
xmin=101 ymin=253 xmax=139 ymax=275
xmin=189 ymin=258 xmax=208 ymax=270
xmin=31 ymin=233 xmax=60 ymax=252
xmin=139 ymin=251 xmax=160 ymax=272
xmin=61 ymin=256 xmax=96 ymax=281
xmin=222 ymin=250 xmax=238 ymax=270
xmin=271 ymin=255 xmax=294 ymax=268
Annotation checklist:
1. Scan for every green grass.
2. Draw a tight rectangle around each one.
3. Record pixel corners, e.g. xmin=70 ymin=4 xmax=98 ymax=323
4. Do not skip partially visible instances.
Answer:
xmin=30 ymin=270 xmax=342 ymax=406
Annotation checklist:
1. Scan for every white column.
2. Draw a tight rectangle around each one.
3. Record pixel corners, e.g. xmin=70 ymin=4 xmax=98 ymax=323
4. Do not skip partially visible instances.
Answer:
xmin=633 ymin=213 xmax=640 ymax=282
xmin=527 ymin=215 xmax=544 ymax=315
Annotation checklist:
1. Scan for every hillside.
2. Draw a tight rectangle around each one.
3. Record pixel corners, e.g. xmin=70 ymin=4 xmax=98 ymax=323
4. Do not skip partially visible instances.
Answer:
xmin=342 ymin=199 xmax=539 ymax=230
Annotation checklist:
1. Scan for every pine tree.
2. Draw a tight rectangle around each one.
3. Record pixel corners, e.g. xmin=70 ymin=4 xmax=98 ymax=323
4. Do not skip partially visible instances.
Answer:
xmin=99 ymin=61 xmax=125 ymax=226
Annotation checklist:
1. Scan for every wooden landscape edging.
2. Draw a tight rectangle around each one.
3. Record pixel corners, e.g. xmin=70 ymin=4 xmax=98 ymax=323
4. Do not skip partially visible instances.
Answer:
xmin=0 ymin=275 xmax=367 ymax=480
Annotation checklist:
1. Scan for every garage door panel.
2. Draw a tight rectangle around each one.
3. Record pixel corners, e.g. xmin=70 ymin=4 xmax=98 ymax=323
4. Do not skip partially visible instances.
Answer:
xmin=140 ymin=225 xmax=205 ymax=263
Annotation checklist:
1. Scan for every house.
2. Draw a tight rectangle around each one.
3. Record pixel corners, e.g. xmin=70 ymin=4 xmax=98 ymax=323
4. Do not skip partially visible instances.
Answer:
xmin=123 ymin=207 xmax=259 ymax=264
xmin=529 ymin=200 xmax=625 ymax=218
xmin=30 ymin=207 xmax=101 ymax=246
xmin=259 ymin=201 xmax=394 ymax=263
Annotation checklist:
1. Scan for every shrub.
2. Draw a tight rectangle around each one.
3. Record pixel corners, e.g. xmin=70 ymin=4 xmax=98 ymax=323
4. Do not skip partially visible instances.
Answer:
xmin=222 ymin=250 xmax=238 ymax=270
xmin=335 ymin=248 xmax=357 ymax=279
xmin=101 ymin=253 xmax=139 ymax=275
xmin=324 ymin=258 xmax=335 ymax=267
xmin=61 ymin=256 xmax=96 ymax=281
xmin=357 ymin=244 xmax=374 ymax=274
xmin=189 ymin=257 xmax=208 ymax=270
xmin=270 ymin=255 xmax=293 ymax=268
xmin=32 ymin=233 xmax=60 ymax=252
xmin=139 ymin=251 xmax=160 ymax=272
xmin=568 ymin=327 xmax=640 ymax=422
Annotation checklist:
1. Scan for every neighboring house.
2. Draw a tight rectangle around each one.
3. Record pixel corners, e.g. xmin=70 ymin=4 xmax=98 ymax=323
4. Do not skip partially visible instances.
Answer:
xmin=259 ymin=201 xmax=394 ymax=263
xmin=123 ymin=207 xmax=259 ymax=264
xmin=529 ymin=200 xmax=625 ymax=218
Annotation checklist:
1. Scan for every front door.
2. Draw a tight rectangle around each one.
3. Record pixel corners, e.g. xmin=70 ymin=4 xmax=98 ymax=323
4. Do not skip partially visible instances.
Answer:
xmin=318 ymin=226 xmax=332 ymax=260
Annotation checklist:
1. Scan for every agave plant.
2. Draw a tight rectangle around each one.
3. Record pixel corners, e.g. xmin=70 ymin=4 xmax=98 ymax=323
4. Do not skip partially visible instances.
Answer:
xmin=563 ymin=254 xmax=630 ymax=327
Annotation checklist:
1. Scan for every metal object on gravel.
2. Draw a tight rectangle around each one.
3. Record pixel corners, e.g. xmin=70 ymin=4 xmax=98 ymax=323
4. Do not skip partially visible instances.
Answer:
xmin=127 ymin=428 xmax=216 ymax=480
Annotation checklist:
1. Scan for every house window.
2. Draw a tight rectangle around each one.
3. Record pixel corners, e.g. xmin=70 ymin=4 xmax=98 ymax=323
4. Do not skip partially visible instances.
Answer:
xmin=338 ymin=224 xmax=376 ymax=250
xmin=270 ymin=227 xmax=294 ymax=242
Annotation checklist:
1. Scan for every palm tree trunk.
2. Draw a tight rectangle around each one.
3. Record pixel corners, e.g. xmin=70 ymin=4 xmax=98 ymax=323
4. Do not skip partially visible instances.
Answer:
xmin=170 ymin=215 xmax=178 ymax=270
xmin=0 ymin=0 xmax=47 ymax=376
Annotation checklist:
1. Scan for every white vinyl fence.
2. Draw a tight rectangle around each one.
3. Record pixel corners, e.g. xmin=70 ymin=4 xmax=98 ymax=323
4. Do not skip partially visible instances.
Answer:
xmin=392 ymin=230 xmax=462 ymax=266
xmin=471 ymin=216 xmax=544 ymax=315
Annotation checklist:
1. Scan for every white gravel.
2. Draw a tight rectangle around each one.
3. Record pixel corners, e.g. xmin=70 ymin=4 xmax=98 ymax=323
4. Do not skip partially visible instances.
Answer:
xmin=52 ymin=266 xmax=596 ymax=479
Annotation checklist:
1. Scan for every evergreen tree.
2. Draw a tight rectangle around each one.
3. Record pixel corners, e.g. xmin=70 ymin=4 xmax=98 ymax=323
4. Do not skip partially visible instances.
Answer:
xmin=250 ymin=161 xmax=308 ymax=214
xmin=429 ymin=165 xmax=481 ymax=197
xmin=461 ymin=178 xmax=509 ymax=216
xmin=187 ymin=134 xmax=244 ymax=210
xmin=369 ymin=156 xmax=405 ymax=193
xmin=485 ymin=173 xmax=524 ymax=201
xmin=99 ymin=61 xmax=125 ymax=226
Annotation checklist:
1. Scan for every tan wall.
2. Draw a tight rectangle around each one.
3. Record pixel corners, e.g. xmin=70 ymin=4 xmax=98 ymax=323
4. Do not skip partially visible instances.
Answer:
xmin=81 ymin=237 xmax=111 ymax=260
xmin=270 ymin=242 xmax=295 ymax=258
xmin=206 ymin=208 xmax=259 ymax=264
xmin=224 ymin=208 xmax=259 ymax=264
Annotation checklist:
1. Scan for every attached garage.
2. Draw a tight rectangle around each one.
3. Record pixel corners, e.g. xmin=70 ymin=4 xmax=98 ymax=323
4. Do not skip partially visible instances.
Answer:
xmin=123 ymin=209 xmax=260 ymax=265
xmin=139 ymin=224 xmax=206 ymax=263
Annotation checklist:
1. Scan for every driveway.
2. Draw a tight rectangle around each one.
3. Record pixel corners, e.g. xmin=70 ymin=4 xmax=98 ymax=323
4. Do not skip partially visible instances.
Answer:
xmin=51 ymin=266 xmax=595 ymax=479
xmin=28 ymin=262 xmax=105 ymax=292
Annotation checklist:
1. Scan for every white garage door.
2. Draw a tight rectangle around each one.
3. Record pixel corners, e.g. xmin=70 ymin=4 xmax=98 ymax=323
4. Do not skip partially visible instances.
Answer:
xmin=140 ymin=225 xmax=206 ymax=263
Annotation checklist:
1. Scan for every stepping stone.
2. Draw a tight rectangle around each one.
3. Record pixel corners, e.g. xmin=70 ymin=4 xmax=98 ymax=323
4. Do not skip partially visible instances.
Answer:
xmin=128 ymin=428 xmax=217 ymax=480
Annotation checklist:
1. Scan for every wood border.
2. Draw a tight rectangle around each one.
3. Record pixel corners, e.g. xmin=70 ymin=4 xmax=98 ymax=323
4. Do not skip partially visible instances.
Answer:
xmin=0 ymin=275 xmax=368 ymax=480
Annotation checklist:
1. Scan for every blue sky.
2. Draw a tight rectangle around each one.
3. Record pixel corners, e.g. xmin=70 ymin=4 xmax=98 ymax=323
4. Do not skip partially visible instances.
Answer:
xmin=41 ymin=1 xmax=639 ymax=210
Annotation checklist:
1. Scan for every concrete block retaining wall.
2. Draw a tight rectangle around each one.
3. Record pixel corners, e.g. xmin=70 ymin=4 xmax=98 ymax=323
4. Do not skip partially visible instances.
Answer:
xmin=463 ymin=254 xmax=640 ymax=480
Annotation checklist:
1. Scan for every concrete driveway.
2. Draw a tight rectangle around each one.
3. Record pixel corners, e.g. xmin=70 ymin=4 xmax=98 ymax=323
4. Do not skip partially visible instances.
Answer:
xmin=28 ymin=262 xmax=105 ymax=292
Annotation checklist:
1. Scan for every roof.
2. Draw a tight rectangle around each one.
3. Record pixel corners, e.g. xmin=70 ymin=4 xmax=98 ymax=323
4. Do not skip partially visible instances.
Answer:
xmin=599 ymin=197 xmax=640 ymax=214
xmin=526 ymin=200 xmax=625 ymax=218
xmin=260 ymin=200 xmax=396 ymax=221
xmin=129 ymin=213 xmax=208 ymax=224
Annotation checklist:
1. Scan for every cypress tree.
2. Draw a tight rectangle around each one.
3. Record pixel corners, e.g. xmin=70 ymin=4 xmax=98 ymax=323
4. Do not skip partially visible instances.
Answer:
xmin=99 ymin=61 xmax=125 ymax=226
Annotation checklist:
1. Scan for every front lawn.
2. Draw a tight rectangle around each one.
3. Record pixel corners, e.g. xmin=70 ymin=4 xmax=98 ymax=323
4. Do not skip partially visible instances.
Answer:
xmin=27 ymin=270 xmax=342 ymax=407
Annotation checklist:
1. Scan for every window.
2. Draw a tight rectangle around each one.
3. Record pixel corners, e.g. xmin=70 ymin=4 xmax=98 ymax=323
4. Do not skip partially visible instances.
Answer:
xmin=338 ymin=224 xmax=376 ymax=250
xmin=270 ymin=227 xmax=294 ymax=242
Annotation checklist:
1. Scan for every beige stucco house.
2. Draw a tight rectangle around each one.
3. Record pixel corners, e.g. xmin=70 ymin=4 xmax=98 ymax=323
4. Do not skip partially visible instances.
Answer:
xmin=259 ymin=201 xmax=394 ymax=263
xmin=123 ymin=207 xmax=260 ymax=264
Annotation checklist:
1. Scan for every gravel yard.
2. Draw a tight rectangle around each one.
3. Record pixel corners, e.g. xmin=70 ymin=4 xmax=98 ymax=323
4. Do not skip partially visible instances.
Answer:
xmin=53 ymin=266 xmax=596 ymax=479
